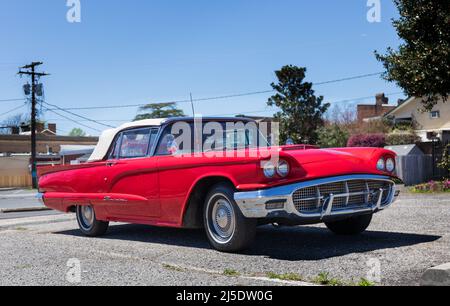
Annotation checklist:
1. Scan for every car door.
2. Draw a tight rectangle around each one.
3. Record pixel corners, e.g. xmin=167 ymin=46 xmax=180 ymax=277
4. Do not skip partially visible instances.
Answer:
xmin=101 ymin=127 xmax=160 ymax=219
xmin=154 ymin=122 xmax=200 ymax=224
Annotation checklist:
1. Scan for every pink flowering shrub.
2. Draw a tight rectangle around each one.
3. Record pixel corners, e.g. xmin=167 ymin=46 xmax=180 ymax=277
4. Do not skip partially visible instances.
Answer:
xmin=412 ymin=180 xmax=450 ymax=193
xmin=347 ymin=134 xmax=386 ymax=148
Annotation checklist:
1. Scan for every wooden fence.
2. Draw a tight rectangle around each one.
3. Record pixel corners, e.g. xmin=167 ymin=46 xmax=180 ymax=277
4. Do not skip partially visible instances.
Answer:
xmin=0 ymin=156 xmax=32 ymax=188
xmin=396 ymin=155 xmax=434 ymax=186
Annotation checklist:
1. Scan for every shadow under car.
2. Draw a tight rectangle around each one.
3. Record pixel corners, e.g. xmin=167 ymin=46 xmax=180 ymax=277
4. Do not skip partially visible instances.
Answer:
xmin=55 ymin=223 xmax=441 ymax=261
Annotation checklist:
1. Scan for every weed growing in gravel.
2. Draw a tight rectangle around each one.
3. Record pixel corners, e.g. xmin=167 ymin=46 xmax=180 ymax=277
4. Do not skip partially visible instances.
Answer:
xmin=14 ymin=264 xmax=32 ymax=270
xmin=357 ymin=278 xmax=376 ymax=286
xmin=313 ymin=272 xmax=344 ymax=286
xmin=266 ymin=272 xmax=303 ymax=282
xmin=162 ymin=264 xmax=184 ymax=272
xmin=223 ymin=269 xmax=240 ymax=276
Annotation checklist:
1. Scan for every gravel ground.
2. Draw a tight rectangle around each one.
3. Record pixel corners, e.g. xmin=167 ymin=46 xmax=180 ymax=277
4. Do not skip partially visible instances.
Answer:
xmin=0 ymin=193 xmax=448 ymax=286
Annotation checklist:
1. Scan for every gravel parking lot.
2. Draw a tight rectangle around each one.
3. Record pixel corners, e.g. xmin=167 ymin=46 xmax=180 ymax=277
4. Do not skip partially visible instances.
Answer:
xmin=0 ymin=192 xmax=449 ymax=286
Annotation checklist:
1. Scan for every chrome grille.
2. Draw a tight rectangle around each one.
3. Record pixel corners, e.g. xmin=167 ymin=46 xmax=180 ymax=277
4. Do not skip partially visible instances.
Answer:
xmin=292 ymin=186 xmax=319 ymax=212
xmin=292 ymin=179 xmax=393 ymax=214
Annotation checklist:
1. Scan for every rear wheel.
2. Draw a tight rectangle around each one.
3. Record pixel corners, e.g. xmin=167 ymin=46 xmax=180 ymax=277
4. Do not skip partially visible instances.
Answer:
xmin=204 ymin=184 xmax=257 ymax=252
xmin=76 ymin=205 xmax=109 ymax=237
xmin=325 ymin=214 xmax=373 ymax=235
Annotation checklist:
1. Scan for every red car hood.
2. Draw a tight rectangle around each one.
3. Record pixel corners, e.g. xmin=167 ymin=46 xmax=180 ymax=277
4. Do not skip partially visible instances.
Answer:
xmin=280 ymin=147 xmax=375 ymax=164
xmin=270 ymin=146 xmax=396 ymax=182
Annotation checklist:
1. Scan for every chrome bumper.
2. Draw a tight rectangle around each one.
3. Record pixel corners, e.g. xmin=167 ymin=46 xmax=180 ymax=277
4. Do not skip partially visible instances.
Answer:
xmin=234 ymin=175 xmax=400 ymax=221
xmin=36 ymin=193 xmax=45 ymax=205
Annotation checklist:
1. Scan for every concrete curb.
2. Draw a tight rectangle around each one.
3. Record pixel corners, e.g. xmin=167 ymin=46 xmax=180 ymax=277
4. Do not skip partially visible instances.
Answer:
xmin=0 ymin=194 xmax=38 ymax=199
xmin=0 ymin=188 xmax=18 ymax=192
xmin=0 ymin=207 xmax=52 ymax=214
xmin=0 ymin=214 xmax=75 ymax=230
xmin=421 ymin=263 xmax=450 ymax=286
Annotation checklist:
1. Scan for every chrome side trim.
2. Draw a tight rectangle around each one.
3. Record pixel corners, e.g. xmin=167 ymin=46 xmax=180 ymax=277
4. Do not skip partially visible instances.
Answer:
xmin=103 ymin=196 xmax=128 ymax=202
xmin=234 ymin=174 xmax=398 ymax=220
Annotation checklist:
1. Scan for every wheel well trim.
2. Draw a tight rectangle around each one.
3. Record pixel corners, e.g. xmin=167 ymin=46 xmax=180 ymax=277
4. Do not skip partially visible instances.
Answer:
xmin=181 ymin=174 xmax=237 ymax=228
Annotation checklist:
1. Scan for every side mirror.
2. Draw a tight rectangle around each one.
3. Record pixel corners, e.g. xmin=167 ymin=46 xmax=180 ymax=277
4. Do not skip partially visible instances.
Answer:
xmin=167 ymin=139 xmax=179 ymax=155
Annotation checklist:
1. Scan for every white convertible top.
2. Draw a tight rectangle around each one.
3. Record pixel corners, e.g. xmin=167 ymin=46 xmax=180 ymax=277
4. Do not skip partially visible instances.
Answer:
xmin=88 ymin=119 xmax=167 ymax=162
xmin=88 ymin=117 xmax=254 ymax=162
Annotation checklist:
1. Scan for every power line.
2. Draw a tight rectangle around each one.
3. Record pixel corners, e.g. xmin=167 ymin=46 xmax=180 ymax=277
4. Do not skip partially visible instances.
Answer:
xmin=44 ymin=72 xmax=385 ymax=111
xmin=41 ymin=91 xmax=405 ymax=123
xmin=314 ymin=72 xmax=383 ymax=86
xmin=42 ymin=107 xmax=103 ymax=133
xmin=208 ymin=92 xmax=405 ymax=117
xmin=44 ymin=119 xmax=129 ymax=123
xmin=42 ymin=101 xmax=115 ymax=128
xmin=0 ymin=98 xmax=27 ymax=103
xmin=329 ymin=92 xmax=404 ymax=104
xmin=45 ymin=99 xmax=193 ymax=111
xmin=0 ymin=104 xmax=26 ymax=118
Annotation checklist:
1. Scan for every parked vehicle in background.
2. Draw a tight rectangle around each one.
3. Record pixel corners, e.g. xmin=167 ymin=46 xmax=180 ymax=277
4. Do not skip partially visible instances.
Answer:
xmin=38 ymin=117 xmax=400 ymax=252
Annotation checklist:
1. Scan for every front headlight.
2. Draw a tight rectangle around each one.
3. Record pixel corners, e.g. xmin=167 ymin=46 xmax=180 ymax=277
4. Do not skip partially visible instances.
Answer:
xmin=377 ymin=158 xmax=385 ymax=171
xmin=276 ymin=160 xmax=290 ymax=177
xmin=263 ymin=162 xmax=276 ymax=178
xmin=386 ymin=158 xmax=395 ymax=172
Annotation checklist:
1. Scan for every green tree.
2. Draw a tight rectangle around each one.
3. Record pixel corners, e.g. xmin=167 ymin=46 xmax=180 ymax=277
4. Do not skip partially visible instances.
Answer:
xmin=134 ymin=102 xmax=185 ymax=121
xmin=69 ymin=128 xmax=87 ymax=137
xmin=375 ymin=0 xmax=450 ymax=110
xmin=267 ymin=66 xmax=330 ymax=144
xmin=317 ymin=124 xmax=349 ymax=148
xmin=438 ymin=143 xmax=450 ymax=175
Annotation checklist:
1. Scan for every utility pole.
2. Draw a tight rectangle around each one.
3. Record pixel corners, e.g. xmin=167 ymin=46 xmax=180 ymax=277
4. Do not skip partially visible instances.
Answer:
xmin=18 ymin=62 xmax=49 ymax=189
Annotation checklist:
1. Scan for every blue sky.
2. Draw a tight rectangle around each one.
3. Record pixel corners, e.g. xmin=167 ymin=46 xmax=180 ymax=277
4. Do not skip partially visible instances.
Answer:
xmin=0 ymin=0 xmax=404 ymax=136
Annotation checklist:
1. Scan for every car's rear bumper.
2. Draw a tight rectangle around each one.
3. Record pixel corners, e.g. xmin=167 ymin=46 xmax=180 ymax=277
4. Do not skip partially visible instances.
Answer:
xmin=36 ymin=193 xmax=45 ymax=205
xmin=234 ymin=174 xmax=400 ymax=223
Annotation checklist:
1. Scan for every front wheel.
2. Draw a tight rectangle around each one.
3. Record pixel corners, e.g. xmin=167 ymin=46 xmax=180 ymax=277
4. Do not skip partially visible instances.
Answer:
xmin=325 ymin=214 xmax=373 ymax=235
xmin=76 ymin=205 xmax=109 ymax=237
xmin=204 ymin=184 xmax=257 ymax=252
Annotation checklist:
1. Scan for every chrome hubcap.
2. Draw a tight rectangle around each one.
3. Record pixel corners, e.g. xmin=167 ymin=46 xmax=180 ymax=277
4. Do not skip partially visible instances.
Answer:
xmin=208 ymin=196 xmax=235 ymax=243
xmin=79 ymin=206 xmax=94 ymax=230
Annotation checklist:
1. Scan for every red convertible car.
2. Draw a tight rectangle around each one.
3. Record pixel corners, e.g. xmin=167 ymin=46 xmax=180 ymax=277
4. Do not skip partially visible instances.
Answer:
xmin=38 ymin=117 xmax=400 ymax=252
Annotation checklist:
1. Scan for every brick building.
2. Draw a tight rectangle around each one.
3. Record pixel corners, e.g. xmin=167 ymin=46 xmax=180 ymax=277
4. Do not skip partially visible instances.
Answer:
xmin=11 ymin=122 xmax=57 ymax=136
xmin=0 ymin=134 xmax=98 ymax=155
xmin=357 ymin=93 xmax=398 ymax=122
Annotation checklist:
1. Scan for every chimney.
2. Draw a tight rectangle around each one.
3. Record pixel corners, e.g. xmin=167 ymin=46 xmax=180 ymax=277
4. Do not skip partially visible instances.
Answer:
xmin=48 ymin=123 xmax=57 ymax=134
xmin=36 ymin=122 xmax=44 ymax=133
xmin=375 ymin=93 xmax=389 ymax=107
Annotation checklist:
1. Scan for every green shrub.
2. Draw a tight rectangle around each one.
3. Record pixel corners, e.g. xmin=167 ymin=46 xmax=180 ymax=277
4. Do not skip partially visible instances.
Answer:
xmin=438 ymin=143 xmax=450 ymax=174
xmin=317 ymin=124 xmax=349 ymax=148
xmin=386 ymin=132 xmax=420 ymax=146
